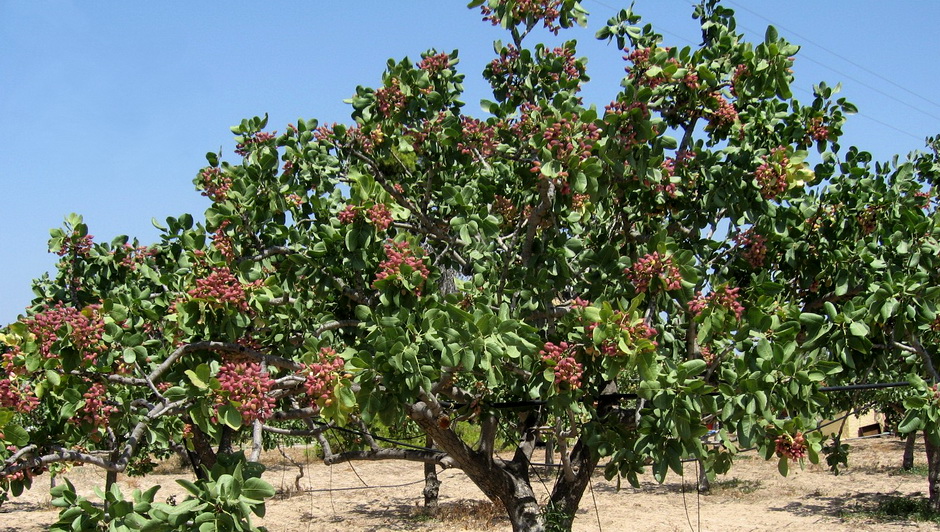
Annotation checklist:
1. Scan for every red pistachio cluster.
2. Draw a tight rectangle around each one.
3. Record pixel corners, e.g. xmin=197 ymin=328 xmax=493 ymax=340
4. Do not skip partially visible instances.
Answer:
xmin=733 ymin=229 xmax=768 ymax=268
xmin=856 ymin=206 xmax=878 ymax=235
xmin=700 ymin=345 xmax=717 ymax=364
xmin=210 ymin=220 xmax=236 ymax=263
xmin=235 ymin=131 xmax=276 ymax=157
xmin=304 ymin=347 xmax=345 ymax=408
xmin=366 ymin=203 xmax=393 ymax=231
xmin=373 ymin=240 xmax=430 ymax=292
xmin=481 ymin=0 xmax=564 ymax=34
xmin=604 ymin=100 xmax=650 ymax=150
xmin=731 ymin=64 xmax=749 ymax=97
xmin=540 ymin=341 xmax=583 ymax=389
xmin=688 ymin=285 xmax=745 ymax=320
xmin=775 ymin=432 xmax=808 ymax=460
xmin=56 ymin=231 xmax=94 ymax=258
xmin=118 ymin=244 xmax=155 ymax=270
xmin=0 ymin=374 xmax=39 ymax=413
xmin=418 ymin=52 xmax=450 ymax=73
xmin=375 ymin=79 xmax=407 ymax=118
xmin=72 ymin=382 xmax=118 ymax=428
xmin=24 ymin=303 xmax=104 ymax=364
xmin=755 ymin=146 xmax=789 ymax=199
xmin=594 ymin=316 xmax=658 ymax=357
xmin=807 ymin=117 xmax=829 ymax=142
xmin=458 ymin=116 xmax=498 ymax=158
xmin=200 ymin=167 xmax=232 ymax=202
xmin=625 ymin=252 xmax=683 ymax=293
xmin=338 ymin=204 xmax=358 ymax=224
xmin=214 ymin=360 xmax=276 ymax=424
xmin=542 ymin=117 xmax=600 ymax=162
xmin=707 ymin=95 xmax=739 ymax=132
xmin=187 ymin=267 xmax=249 ymax=311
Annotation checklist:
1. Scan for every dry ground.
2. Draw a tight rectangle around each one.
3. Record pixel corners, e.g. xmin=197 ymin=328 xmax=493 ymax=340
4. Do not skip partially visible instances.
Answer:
xmin=1 ymin=436 xmax=937 ymax=531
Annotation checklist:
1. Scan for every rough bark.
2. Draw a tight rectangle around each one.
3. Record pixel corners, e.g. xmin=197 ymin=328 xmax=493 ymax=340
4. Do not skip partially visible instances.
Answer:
xmin=548 ymin=436 xmax=598 ymax=529
xmin=925 ymin=431 xmax=940 ymax=512
xmin=423 ymin=436 xmax=441 ymax=509
xmin=408 ymin=401 xmax=545 ymax=531
xmin=903 ymin=432 xmax=916 ymax=471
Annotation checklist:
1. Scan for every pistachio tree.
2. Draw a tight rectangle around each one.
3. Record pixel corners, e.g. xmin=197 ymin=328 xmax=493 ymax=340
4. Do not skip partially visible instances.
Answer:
xmin=2 ymin=1 xmax=939 ymax=530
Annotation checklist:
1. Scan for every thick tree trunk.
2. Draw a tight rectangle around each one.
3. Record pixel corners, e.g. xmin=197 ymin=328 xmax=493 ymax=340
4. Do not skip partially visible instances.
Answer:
xmin=925 ymin=431 xmax=940 ymax=512
xmin=549 ymin=437 xmax=599 ymax=530
xmin=423 ymin=436 xmax=440 ymax=509
xmin=903 ymin=432 xmax=916 ymax=471
xmin=187 ymin=424 xmax=217 ymax=480
xmin=408 ymin=402 xmax=545 ymax=531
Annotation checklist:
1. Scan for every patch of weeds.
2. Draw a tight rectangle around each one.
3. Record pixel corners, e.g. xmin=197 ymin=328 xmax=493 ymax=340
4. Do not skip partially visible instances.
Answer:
xmin=711 ymin=478 xmax=762 ymax=494
xmin=893 ymin=464 xmax=929 ymax=477
xmin=409 ymin=500 xmax=506 ymax=530
xmin=845 ymin=496 xmax=940 ymax=524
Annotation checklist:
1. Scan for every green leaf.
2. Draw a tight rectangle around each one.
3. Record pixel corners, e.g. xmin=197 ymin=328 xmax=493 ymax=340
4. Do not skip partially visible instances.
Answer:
xmin=4 ymin=424 xmax=28 ymax=447
xmin=241 ymin=477 xmax=276 ymax=501
xmin=848 ymin=322 xmax=869 ymax=337
xmin=777 ymin=456 xmax=789 ymax=476
xmin=219 ymin=404 xmax=243 ymax=429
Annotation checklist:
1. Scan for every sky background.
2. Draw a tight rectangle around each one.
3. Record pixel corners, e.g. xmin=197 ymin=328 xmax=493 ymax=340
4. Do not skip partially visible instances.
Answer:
xmin=2 ymin=0 xmax=939 ymax=324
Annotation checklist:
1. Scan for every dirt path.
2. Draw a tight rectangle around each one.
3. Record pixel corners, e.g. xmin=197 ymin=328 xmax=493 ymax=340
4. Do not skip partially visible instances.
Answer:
xmin=1 ymin=437 xmax=936 ymax=531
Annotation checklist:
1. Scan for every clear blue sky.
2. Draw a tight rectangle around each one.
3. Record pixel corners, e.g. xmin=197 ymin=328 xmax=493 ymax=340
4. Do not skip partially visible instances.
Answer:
xmin=2 ymin=0 xmax=939 ymax=324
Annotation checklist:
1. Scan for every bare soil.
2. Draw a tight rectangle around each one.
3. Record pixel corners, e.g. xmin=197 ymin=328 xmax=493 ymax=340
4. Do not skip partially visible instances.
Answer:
xmin=1 ymin=437 xmax=937 ymax=531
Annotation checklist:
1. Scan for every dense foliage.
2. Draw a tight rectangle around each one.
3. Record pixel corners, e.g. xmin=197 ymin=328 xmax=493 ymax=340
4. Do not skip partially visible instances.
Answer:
xmin=2 ymin=1 xmax=939 ymax=529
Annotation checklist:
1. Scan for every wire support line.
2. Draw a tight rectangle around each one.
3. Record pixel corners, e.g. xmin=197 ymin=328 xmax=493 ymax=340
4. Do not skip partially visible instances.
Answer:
xmin=725 ymin=0 xmax=940 ymax=113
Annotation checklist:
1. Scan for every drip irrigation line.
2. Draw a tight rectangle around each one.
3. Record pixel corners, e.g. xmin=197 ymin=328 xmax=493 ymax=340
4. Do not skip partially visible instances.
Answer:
xmin=818 ymin=381 xmax=909 ymax=392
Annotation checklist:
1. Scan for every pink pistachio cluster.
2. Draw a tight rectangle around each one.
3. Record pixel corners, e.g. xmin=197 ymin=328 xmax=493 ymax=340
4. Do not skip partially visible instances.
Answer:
xmin=542 ymin=117 xmax=600 ymax=162
xmin=730 ymin=63 xmax=749 ymax=97
xmin=118 ymin=244 xmax=155 ymax=270
xmin=235 ymin=131 xmax=276 ymax=157
xmin=24 ymin=302 xmax=104 ymax=364
xmin=418 ymin=52 xmax=450 ymax=73
xmin=540 ymin=341 xmax=583 ymax=389
xmin=213 ymin=360 xmax=276 ymax=424
xmin=304 ymin=347 xmax=345 ymax=408
xmin=373 ymin=241 xmax=430 ymax=292
xmin=733 ymin=229 xmax=768 ymax=268
xmin=700 ymin=345 xmax=716 ymax=364
xmin=210 ymin=220 xmax=236 ymax=263
xmin=338 ymin=204 xmax=358 ymax=224
xmin=624 ymin=47 xmax=667 ymax=89
xmin=458 ymin=117 xmax=498 ymax=158
xmin=688 ymin=285 xmax=745 ymax=320
xmin=754 ymin=146 xmax=789 ymax=199
xmin=707 ymin=95 xmax=739 ymax=132
xmin=857 ymin=206 xmax=878 ymax=235
xmin=375 ymin=79 xmax=407 ymax=118
xmin=807 ymin=117 xmax=829 ymax=142
xmin=625 ymin=252 xmax=683 ymax=293
xmin=542 ymin=46 xmax=581 ymax=82
xmin=56 ymin=231 xmax=94 ymax=258
xmin=481 ymin=0 xmax=564 ymax=34
xmin=0 ymin=374 xmax=39 ymax=413
xmin=604 ymin=100 xmax=650 ymax=150
xmin=187 ymin=267 xmax=249 ymax=311
xmin=595 ymin=315 xmax=658 ymax=357
xmin=366 ymin=203 xmax=393 ymax=231
xmin=405 ymin=112 xmax=448 ymax=152
xmin=775 ymin=432 xmax=808 ymax=460
xmin=72 ymin=382 xmax=118 ymax=428
xmin=200 ymin=167 xmax=232 ymax=202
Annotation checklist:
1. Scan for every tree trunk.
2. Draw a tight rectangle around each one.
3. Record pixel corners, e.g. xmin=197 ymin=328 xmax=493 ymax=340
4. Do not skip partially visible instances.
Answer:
xmin=697 ymin=459 xmax=710 ymax=493
xmin=925 ymin=430 xmax=940 ymax=512
xmin=408 ymin=403 xmax=545 ymax=531
xmin=187 ymin=424 xmax=217 ymax=480
xmin=423 ymin=436 xmax=440 ymax=509
xmin=903 ymin=432 xmax=916 ymax=471
xmin=549 ymin=437 xmax=599 ymax=530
